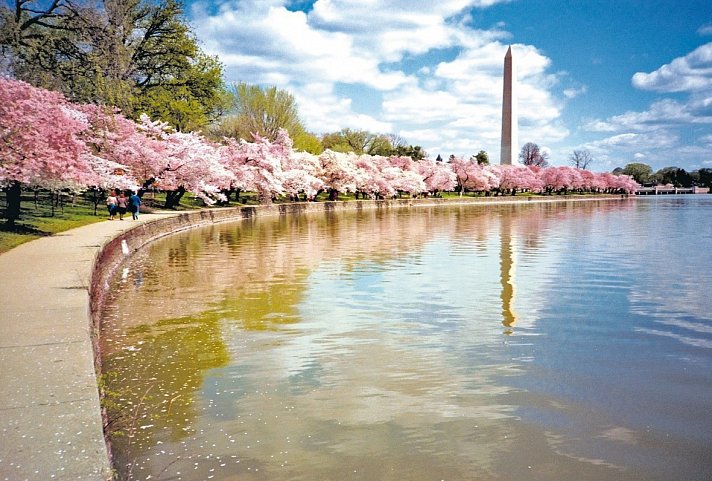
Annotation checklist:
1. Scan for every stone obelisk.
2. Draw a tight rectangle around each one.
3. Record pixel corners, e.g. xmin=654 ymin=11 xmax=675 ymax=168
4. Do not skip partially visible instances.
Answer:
xmin=500 ymin=46 xmax=517 ymax=165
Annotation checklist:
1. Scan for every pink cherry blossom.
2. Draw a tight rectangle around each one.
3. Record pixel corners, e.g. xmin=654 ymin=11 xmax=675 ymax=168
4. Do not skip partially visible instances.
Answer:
xmin=418 ymin=159 xmax=457 ymax=194
xmin=450 ymin=157 xmax=497 ymax=194
xmin=318 ymin=150 xmax=360 ymax=199
xmin=0 ymin=78 xmax=96 ymax=188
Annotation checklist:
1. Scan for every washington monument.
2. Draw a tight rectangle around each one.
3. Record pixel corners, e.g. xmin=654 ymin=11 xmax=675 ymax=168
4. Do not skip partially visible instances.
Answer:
xmin=500 ymin=46 xmax=518 ymax=165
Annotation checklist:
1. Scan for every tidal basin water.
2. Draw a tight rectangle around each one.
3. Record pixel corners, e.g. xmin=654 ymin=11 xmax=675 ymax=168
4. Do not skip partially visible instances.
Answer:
xmin=100 ymin=196 xmax=712 ymax=481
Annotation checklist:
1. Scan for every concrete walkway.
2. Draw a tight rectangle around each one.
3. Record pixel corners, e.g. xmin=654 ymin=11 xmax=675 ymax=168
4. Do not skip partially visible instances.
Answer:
xmin=0 ymin=213 xmax=179 ymax=481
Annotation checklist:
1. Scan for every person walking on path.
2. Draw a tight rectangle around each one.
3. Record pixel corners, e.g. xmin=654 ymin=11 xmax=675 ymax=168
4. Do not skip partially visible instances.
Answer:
xmin=129 ymin=191 xmax=142 ymax=220
xmin=117 ymin=192 xmax=128 ymax=220
xmin=106 ymin=190 xmax=118 ymax=220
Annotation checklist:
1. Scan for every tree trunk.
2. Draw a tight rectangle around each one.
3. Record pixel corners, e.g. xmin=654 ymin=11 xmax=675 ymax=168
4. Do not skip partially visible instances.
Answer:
xmin=258 ymin=189 xmax=273 ymax=205
xmin=164 ymin=187 xmax=186 ymax=209
xmin=91 ymin=188 xmax=103 ymax=216
xmin=4 ymin=181 xmax=22 ymax=226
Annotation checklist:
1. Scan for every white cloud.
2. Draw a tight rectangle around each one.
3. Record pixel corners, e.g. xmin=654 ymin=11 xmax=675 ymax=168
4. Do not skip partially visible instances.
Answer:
xmin=579 ymin=131 xmax=681 ymax=169
xmin=632 ymin=42 xmax=712 ymax=93
xmin=190 ymin=0 xmax=566 ymax=159
xmin=583 ymin=119 xmax=617 ymax=132
xmin=698 ymin=23 xmax=712 ymax=36
xmin=563 ymin=85 xmax=587 ymax=99
xmin=291 ymin=82 xmax=393 ymax=133
xmin=584 ymin=98 xmax=709 ymax=133
xmin=578 ymin=42 xmax=712 ymax=169
xmin=193 ymin=2 xmax=412 ymax=91
xmin=583 ymin=91 xmax=712 ymax=141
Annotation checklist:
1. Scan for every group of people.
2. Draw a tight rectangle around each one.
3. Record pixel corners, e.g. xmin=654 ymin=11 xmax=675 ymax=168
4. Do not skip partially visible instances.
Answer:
xmin=106 ymin=190 xmax=142 ymax=220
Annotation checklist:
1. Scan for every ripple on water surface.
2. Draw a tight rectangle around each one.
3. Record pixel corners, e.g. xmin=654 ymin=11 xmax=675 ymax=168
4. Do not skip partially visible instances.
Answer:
xmin=100 ymin=198 xmax=712 ymax=481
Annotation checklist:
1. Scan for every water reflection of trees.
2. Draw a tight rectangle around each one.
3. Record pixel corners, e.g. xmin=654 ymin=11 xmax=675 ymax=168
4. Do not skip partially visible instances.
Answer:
xmin=100 ymin=199 xmax=637 ymax=479
xmin=101 ymin=310 xmax=228 ymax=478
xmin=111 ymin=202 xmax=629 ymax=332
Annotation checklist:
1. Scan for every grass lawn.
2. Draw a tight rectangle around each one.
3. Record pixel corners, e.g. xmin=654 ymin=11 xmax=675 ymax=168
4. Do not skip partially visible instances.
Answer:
xmin=0 ymin=190 xmax=108 ymax=254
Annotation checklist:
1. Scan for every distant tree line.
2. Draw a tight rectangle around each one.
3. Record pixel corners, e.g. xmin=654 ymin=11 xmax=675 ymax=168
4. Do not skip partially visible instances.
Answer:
xmin=515 ymin=142 xmax=711 ymax=191
xmin=613 ymin=163 xmax=712 ymax=190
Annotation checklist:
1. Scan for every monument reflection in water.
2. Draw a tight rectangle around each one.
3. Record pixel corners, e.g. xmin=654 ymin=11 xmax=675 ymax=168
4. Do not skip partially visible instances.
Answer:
xmin=100 ymin=197 xmax=712 ymax=481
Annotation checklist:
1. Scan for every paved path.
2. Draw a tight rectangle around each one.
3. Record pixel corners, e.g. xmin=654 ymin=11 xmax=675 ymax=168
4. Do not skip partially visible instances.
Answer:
xmin=0 ymin=213 xmax=179 ymax=481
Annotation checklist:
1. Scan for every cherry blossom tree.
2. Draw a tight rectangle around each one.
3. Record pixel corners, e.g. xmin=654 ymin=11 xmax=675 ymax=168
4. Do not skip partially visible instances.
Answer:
xmin=418 ymin=159 xmax=457 ymax=195
xmin=318 ymin=150 xmax=359 ymax=200
xmin=393 ymin=168 xmax=427 ymax=197
xmin=492 ymin=165 xmax=543 ymax=195
xmin=220 ymin=132 xmax=286 ymax=204
xmin=450 ymin=157 xmax=497 ymax=195
xmin=539 ymin=166 xmax=572 ymax=194
xmin=519 ymin=166 xmax=545 ymax=193
xmin=492 ymin=165 xmax=519 ymax=194
xmin=79 ymin=110 xmax=167 ymax=190
xmin=589 ymin=171 xmax=609 ymax=192
xmin=354 ymin=155 xmax=383 ymax=198
xmin=72 ymin=106 xmax=158 ymax=213
xmin=159 ymin=130 xmax=233 ymax=207
xmin=219 ymin=138 xmax=256 ymax=201
xmin=0 ymin=78 xmax=97 ymax=224
xmin=537 ymin=166 xmax=582 ymax=194
xmin=3 ymin=78 xmax=640 ymax=220
xmin=604 ymin=172 xmax=638 ymax=193
xmin=282 ymin=150 xmax=324 ymax=200
xmin=577 ymin=168 xmax=596 ymax=192
xmin=386 ymin=155 xmax=426 ymax=196
xmin=273 ymin=130 xmax=324 ymax=200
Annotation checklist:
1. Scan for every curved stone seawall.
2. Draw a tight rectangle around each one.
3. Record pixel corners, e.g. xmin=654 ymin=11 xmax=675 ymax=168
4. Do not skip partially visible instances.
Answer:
xmin=87 ymin=194 xmax=628 ymax=478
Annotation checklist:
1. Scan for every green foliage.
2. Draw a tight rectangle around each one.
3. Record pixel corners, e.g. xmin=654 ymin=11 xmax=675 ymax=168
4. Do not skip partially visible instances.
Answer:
xmin=0 ymin=0 xmax=225 ymax=130
xmin=212 ymin=82 xmax=306 ymax=141
xmin=654 ymin=166 xmax=693 ymax=187
xmin=368 ymin=134 xmax=395 ymax=156
xmin=621 ymin=162 xmax=653 ymax=184
xmin=292 ymin=130 xmax=324 ymax=154
xmin=321 ymin=128 xmax=425 ymax=159
xmin=691 ymin=168 xmax=712 ymax=189
xmin=475 ymin=150 xmax=489 ymax=165
xmin=394 ymin=145 xmax=426 ymax=160
xmin=322 ymin=128 xmax=379 ymax=155
xmin=132 ymin=53 xmax=227 ymax=132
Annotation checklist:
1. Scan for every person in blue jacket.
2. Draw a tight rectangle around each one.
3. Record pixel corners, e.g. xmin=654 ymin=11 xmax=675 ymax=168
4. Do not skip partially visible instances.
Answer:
xmin=128 ymin=191 xmax=142 ymax=220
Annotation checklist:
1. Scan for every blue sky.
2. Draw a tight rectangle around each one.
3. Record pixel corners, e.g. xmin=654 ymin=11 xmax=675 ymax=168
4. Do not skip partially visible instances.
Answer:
xmin=187 ymin=0 xmax=712 ymax=172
